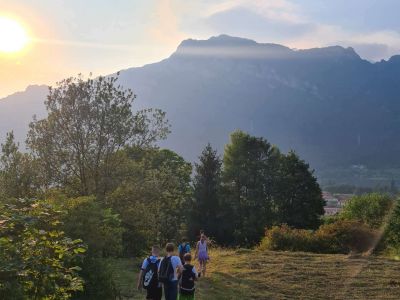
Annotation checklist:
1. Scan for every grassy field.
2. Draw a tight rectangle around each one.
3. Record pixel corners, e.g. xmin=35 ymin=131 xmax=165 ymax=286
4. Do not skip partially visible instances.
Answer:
xmin=112 ymin=248 xmax=400 ymax=300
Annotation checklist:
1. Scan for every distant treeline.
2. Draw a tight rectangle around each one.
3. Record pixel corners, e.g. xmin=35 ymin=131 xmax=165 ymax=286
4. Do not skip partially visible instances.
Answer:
xmin=0 ymin=75 xmax=323 ymax=299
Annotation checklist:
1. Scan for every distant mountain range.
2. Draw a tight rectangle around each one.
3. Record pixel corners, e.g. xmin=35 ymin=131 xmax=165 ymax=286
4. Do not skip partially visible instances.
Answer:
xmin=2 ymin=34 xmax=400 ymax=183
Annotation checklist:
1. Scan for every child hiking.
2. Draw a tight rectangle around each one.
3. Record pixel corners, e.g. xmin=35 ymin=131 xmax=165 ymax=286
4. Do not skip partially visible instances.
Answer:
xmin=178 ymin=239 xmax=191 ymax=264
xmin=195 ymin=234 xmax=209 ymax=277
xmin=178 ymin=253 xmax=198 ymax=300
xmin=137 ymin=246 xmax=163 ymax=300
xmin=158 ymin=243 xmax=184 ymax=300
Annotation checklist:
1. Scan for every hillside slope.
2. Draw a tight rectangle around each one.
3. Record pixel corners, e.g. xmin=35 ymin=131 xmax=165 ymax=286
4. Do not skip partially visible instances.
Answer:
xmin=116 ymin=248 xmax=400 ymax=300
xmin=3 ymin=35 xmax=400 ymax=174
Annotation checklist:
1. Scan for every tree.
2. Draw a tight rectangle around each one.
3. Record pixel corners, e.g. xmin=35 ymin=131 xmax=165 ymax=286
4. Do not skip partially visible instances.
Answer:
xmin=340 ymin=193 xmax=394 ymax=229
xmin=381 ymin=199 xmax=400 ymax=255
xmin=273 ymin=151 xmax=324 ymax=229
xmin=190 ymin=143 xmax=222 ymax=240
xmin=106 ymin=147 xmax=192 ymax=255
xmin=26 ymin=74 xmax=170 ymax=196
xmin=0 ymin=131 xmax=38 ymax=199
xmin=222 ymin=130 xmax=281 ymax=245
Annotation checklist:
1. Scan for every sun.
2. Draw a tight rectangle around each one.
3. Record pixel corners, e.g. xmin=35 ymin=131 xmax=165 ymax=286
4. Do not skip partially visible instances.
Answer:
xmin=0 ymin=17 xmax=29 ymax=53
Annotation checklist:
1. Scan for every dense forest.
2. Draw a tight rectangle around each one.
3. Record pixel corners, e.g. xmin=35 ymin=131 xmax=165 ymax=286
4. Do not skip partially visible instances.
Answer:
xmin=2 ymin=75 xmax=399 ymax=299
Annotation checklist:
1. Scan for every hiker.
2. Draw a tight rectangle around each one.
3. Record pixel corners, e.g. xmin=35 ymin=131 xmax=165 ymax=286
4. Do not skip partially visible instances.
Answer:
xmin=158 ymin=243 xmax=184 ymax=300
xmin=195 ymin=234 xmax=209 ymax=277
xmin=178 ymin=239 xmax=191 ymax=264
xmin=137 ymin=245 xmax=163 ymax=300
xmin=178 ymin=253 xmax=199 ymax=300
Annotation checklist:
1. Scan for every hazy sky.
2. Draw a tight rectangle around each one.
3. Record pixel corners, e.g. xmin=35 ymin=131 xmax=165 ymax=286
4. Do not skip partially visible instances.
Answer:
xmin=1 ymin=0 xmax=400 ymax=98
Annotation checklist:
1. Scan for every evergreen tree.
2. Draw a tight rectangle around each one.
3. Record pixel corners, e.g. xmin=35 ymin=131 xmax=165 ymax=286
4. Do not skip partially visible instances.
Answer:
xmin=222 ymin=130 xmax=280 ymax=245
xmin=191 ymin=143 xmax=222 ymax=240
xmin=273 ymin=151 xmax=324 ymax=229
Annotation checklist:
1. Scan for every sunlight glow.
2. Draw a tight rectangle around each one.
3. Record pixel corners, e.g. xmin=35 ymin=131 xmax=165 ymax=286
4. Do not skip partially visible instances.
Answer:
xmin=0 ymin=17 xmax=29 ymax=53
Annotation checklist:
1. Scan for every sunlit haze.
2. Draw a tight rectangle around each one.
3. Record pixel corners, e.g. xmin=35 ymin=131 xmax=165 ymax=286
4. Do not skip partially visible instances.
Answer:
xmin=0 ymin=17 xmax=28 ymax=53
xmin=1 ymin=0 xmax=400 ymax=98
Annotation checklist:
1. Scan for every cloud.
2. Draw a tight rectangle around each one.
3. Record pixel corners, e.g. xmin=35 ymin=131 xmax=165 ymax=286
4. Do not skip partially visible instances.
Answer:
xmin=206 ymin=0 xmax=304 ymax=24
xmin=147 ymin=0 xmax=186 ymax=46
xmin=202 ymin=0 xmax=400 ymax=61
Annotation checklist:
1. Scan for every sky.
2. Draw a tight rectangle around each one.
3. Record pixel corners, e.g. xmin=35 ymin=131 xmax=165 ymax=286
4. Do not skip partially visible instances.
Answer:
xmin=1 ymin=0 xmax=400 ymax=98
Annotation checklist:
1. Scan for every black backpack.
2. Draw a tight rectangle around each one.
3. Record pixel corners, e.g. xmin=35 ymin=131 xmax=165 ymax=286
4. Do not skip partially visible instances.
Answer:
xmin=142 ymin=258 xmax=160 ymax=290
xmin=158 ymin=256 xmax=174 ymax=284
xmin=180 ymin=264 xmax=196 ymax=295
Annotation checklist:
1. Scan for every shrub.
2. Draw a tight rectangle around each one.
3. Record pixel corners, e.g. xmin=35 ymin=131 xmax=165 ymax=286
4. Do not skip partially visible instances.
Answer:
xmin=340 ymin=193 xmax=394 ymax=229
xmin=316 ymin=220 xmax=378 ymax=254
xmin=379 ymin=199 xmax=400 ymax=256
xmin=260 ymin=220 xmax=378 ymax=254
xmin=259 ymin=225 xmax=316 ymax=252
xmin=0 ymin=198 xmax=85 ymax=299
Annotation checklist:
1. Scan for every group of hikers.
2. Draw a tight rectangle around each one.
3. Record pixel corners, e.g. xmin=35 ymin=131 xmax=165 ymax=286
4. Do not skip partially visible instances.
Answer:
xmin=137 ymin=231 xmax=210 ymax=300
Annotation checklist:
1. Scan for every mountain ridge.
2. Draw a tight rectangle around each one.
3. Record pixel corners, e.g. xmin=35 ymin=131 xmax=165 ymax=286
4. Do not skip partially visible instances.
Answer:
xmin=2 ymin=34 xmax=400 ymax=183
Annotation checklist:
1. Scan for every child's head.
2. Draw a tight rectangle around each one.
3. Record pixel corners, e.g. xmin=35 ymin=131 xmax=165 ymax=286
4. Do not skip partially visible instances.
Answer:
xmin=165 ymin=242 xmax=175 ymax=253
xmin=200 ymin=234 xmax=206 ymax=241
xmin=183 ymin=253 xmax=192 ymax=263
xmin=151 ymin=245 xmax=160 ymax=256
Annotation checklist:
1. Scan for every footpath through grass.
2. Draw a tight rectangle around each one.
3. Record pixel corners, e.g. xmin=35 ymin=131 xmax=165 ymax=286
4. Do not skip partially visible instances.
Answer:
xmin=112 ymin=248 xmax=400 ymax=299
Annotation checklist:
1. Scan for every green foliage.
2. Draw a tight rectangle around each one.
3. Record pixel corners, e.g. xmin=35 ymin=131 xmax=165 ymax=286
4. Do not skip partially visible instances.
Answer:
xmin=220 ymin=130 xmax=324 ymax=246
xmin=58 ymin=196 xmax=123 ymax=258
xmin=340 ymin=193 xmax=394 ymax=228
xmin=0 ymin=132 xmax=39 ymax=199
xmin=190 ymin=143 xmax=222 ymax=240
xmin=259 ymin=225 xmax=315 ymax=252
xmin=72 ymin=258 xmax=117 ymax=300
xmin=380 ymin=199 xmax=400 ymax=257
xmin=107 ymin=147 xmax=192 ymax=256
xmin=316 ymin=220 xmax=378 ymax=254
xmin=222 ymin=130 xmax=280 ymax=245
xmin=260 ymin=220 xmax=378 ymax=254
xmin=26 ymin=74 xmax=169 ymax=196
xmin=274 ymin=151 xmax=324 ymax=229
xmin=0 ymin=198 xmax=85 ymax=300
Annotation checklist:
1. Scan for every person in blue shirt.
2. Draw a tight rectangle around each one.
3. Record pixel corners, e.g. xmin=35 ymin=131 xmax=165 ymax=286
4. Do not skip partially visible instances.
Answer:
xmin=178 ymin=239 xmax=191 ymax=264
xmin=137 ymin=246 xmax=162 ymax=300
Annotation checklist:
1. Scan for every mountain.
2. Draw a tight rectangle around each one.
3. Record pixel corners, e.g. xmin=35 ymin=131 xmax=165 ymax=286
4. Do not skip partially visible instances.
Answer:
xmin=2 ymin=34 xmax=400 ymax=183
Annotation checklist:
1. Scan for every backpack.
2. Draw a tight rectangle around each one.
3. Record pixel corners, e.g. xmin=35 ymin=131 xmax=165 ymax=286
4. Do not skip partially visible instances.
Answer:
xmin=142 ymin=258 xmax=160 ymax=290
xmin=180 ymin=264 xmax=196 ymax=295
xmin=158 ymin=256 xmax=174 ymax=283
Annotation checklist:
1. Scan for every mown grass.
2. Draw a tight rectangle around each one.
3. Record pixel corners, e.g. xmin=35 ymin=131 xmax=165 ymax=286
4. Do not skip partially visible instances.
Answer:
xmin=111 ymin=248 xmax=400 ymax=299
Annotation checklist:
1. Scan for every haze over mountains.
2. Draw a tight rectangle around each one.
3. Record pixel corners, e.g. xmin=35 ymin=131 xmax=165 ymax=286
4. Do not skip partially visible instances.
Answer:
xmin=2 ymin=35 xmax=400 ymax=182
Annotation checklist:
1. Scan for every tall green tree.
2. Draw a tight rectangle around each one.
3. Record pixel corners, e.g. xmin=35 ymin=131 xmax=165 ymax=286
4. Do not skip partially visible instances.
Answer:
xmin=0 ymin=132 xmax=38 ymax=199
xmin=191 ymin=143 xmax=222 ymax=240
xmin=273 ymin=151 xmax=324 ymax=229
xmin=26 ymin=74 xmax=170 ymax=196
xmin=222 ymin=130 xmax=281 ymax=245
xmin=106 ymin=147 xmax=192 ymax=255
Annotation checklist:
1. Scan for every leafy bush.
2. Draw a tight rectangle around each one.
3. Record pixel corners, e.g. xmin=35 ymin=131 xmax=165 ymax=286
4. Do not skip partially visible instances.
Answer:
xmin=61 ymin=196 xmax=123 ymax=258
xmin=316 ymin=220 xmax=378 ymax=254
xmin=380 ymin=200 xmax=400 ymax=256
xmin=0 ymin=198 xmax=85 ymax=300
xmin=72 ymin=258 xmax=117 ymax=300
xmin=260 ymin=220 xmax=378 ymax=254
xmin=340 ymin=193 xmax=394 ymax=228
xmin=259 ymin=225 xmax=316 ymax=252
